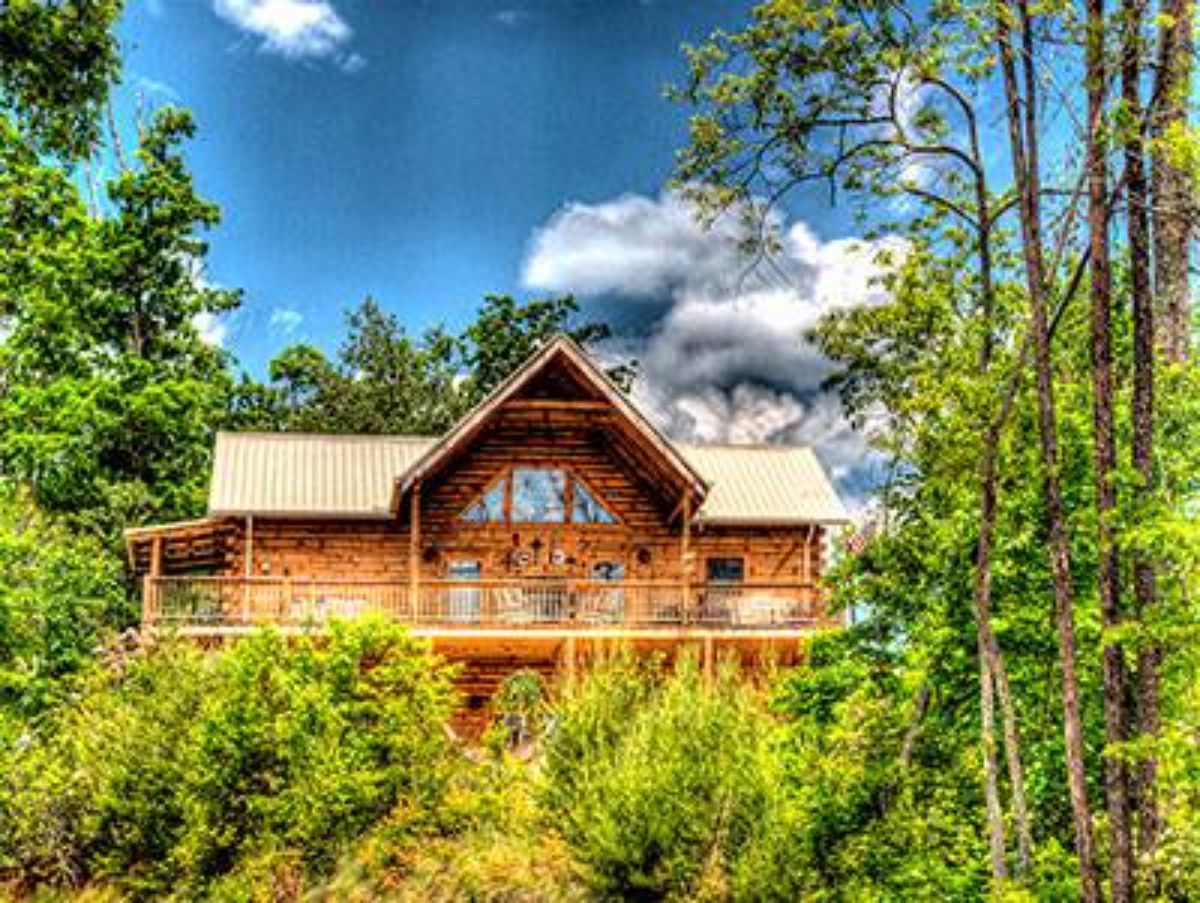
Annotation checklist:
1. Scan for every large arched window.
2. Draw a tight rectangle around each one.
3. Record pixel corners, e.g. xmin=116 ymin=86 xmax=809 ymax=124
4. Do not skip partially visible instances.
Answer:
xmin=460 ymin=467 xmax=617 ymax=525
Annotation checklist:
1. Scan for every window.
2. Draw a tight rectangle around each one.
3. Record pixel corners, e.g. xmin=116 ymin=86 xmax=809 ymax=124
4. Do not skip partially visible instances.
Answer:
xmin=459 ymin=467 xmax=618 ymax=525
xmin=706 ymin=557 xmax=745 ymax=583
xmin=573 ymin=480 xmax=616 ymax=524
xmin=512 ymin=468 xmax=567 ymax=522
xmin=592 ymin=561 xmax=626 ymax=581
xmin=462 ymin=478 xmax=506 ymax=523
xmin=589 ymin=561 xmax=625 ymax=622
xmin=447 ymin=559 xmax=481 ymax=622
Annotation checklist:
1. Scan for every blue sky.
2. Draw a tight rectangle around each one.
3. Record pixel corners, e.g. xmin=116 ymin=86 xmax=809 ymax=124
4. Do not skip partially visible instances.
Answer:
xmin=116 ymin=0 xmax=883 ymax=494
xmin=120 ymin=0 xmax=773 ymax=365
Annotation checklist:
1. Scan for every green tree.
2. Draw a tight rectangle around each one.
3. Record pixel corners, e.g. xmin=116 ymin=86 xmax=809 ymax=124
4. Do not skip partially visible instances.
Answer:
xmin=0 ymin=107 xmax=239 ymax=539
xmin=673 ymin=0 xmax=1198 ymax=896
xmin=0 ymin=483 xmax=127 ymax=720
xmin=0 ymin=0 xmax=123 ymax=157
xmin=236 ymin=293 xmax=632 ymax=435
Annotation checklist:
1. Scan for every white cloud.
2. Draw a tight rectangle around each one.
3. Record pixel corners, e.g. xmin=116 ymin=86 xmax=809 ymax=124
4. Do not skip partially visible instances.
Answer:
xmin=495 ymin=8 xmax=529 ymax=27
xmin=522 ymin=190 xmax=904 ymax=495
xmin=134 ymin=76 xmax=180 ymax=102
xmin=340 ymin=52 xmax=367 ymax=74
xmin=523 ymin=191 xmax=760 ymax=299
xmin=213 ymin=0 xmax=352 ymax=60
xmin=269 ymin=307 xmax=304 ymax=335
xmin=193 ymin=311 xmax=228 ymax=347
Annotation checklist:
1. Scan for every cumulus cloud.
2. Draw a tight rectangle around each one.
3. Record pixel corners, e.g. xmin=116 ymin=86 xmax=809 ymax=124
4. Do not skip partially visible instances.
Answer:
xmin=213 ymin=0 xmax=353 ymax=60
xmin=522 ymin=191 xmax=903 ymax=495
xmin=193 ymin=311 xmax=228 ymax=347
xmin=269 ymin=307 xmax=305 ymax=335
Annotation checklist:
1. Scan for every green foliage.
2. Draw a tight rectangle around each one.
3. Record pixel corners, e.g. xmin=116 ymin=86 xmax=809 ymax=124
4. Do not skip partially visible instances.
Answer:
xmin=0 ymin=483 xmax=128 ymax=719
xmin=317 ymin=756 xmax=588 ymax=902
xmin=0 ymin=107 xmax=240 ymax=539
xmin=457 ymin=293 xmax=635 ymax=402
xmin=542 ymin=653 xmax=787 ymax=900
xmin=1 ymin=620 xmax=459 ymax=898
xmin=233 ymin=293 xmax=634 ymax=435
xmin=772 ymin=631 xmax=989 ymax=900
xmin=0 ymin=0 xmax=123 ymax=158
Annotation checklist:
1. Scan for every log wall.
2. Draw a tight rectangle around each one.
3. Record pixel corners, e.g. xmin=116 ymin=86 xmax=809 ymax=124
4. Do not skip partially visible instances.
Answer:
xmin=220 ymin=407 xmax=827 ymax=598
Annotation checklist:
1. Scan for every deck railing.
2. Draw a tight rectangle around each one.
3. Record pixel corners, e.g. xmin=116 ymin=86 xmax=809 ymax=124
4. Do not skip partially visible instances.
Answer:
xmin=143 ymin=576 xmax=828 ymax=630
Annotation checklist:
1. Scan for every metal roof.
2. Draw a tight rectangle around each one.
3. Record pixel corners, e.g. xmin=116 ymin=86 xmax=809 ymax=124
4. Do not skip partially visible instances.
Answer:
xmin=678 ymin=444 xmax=850 ymax=525
xmin=208 ymin=431 xmax=849 ymax=525
xmin=209 ymin=432 xmax=433 ymax=519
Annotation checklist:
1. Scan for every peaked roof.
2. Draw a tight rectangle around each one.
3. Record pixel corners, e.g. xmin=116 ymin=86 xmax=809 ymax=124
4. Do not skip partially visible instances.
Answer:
xmin=199 ymin=334 xmax=850 ymax=526
xmin=204 ymin=433 xmax=849 ymax=524
xmin=388 ymin=334 xmax=710 ymax=514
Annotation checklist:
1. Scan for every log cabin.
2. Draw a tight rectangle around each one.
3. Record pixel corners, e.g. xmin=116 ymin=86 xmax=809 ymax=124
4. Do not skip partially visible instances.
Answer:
xmin=126 ymin=335 xmax=849 ymax=709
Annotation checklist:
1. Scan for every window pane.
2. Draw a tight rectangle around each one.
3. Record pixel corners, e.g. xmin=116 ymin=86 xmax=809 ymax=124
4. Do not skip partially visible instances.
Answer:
xmin=592 ymin=561 xmax=625 ymax=581
xmin=572 ymin=480 xmax=616 ymax=524
xmin=512 ymin=468 xmax=566 ymax=522
xmin=706 ymin=557 xmax=745 ymax=583
xmin=448 ymin=560 xmax=481 ymax=622
xmin=462 ymin=478 xmax=506 ymax=523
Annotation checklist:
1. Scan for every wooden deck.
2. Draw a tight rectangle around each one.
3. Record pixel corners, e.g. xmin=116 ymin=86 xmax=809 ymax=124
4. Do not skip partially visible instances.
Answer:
xmin=143 ymin=576 xmax=831 ymax=634
xmin=144 ymin=576 xmax=832 ymax=733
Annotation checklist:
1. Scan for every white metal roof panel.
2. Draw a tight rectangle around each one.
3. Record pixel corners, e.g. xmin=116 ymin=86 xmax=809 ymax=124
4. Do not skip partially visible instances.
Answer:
xmin=209 ymin=432 xmax=434 ymax=519
xmin=207 ymin=433 xmax=849 ymax=525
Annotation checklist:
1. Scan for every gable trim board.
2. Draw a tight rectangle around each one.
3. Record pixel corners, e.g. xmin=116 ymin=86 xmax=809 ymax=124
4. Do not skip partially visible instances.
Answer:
xmin=388 ymin=335 xmax=709 ymax=516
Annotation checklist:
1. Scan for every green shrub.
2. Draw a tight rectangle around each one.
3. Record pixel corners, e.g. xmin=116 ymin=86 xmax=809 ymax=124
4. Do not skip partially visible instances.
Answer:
xmin=175 ymin=618 xmax=459 ymax=886
xmin=1 ymin=640 xmax=206 ymax=894
xmin=0 ymin=484 xmax=129 ymax=719
xmin=541 ymin=651 xmax=787 ymax=900
xmin=317 ymin=755 xmax=588 ymax=902
xmin=1 ymin=618 xmax=459 ymax=898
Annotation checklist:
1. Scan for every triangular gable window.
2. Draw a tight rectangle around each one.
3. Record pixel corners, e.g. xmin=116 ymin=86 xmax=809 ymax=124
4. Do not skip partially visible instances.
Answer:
xmin=462 ymin=478 xmax=506 ymax=523
xmin=459 ymin=469 xmax=619 ymax=525
xmin=572 ymin=480 xmax=616 ymax=524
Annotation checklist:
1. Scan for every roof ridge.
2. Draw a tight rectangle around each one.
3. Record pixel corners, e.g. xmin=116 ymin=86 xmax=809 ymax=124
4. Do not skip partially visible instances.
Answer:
xmin=217 ymin=430 xmax=437 ymax=442
xmin=676 ymin=441 xmax=815 ymax=452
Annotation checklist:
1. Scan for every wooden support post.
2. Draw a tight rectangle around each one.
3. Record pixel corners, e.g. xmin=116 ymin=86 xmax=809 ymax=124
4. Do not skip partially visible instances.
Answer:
xmin=409 ymin=483 xmax=421 ymax=621
xmin=242 ymin=515 xmax=254 ymax=623
xmin=679 ymin=493 xmax=692 ymax=624
xmin=800 ymin=523 xmax=812 ymax=620
xmin=563 ymin=635 xmax=577 ymax=681
xmin=144 ymin=535 xmax=163 ymax=628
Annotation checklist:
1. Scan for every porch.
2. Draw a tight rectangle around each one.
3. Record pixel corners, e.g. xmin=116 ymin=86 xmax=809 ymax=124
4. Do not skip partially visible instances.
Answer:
xmin=141 ymin=575 xmax=831 ymax=633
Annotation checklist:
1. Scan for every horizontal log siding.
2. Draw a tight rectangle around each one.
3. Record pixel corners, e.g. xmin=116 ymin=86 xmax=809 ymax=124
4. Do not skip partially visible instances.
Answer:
xmin=419 ymin=410 xmax=677 ymax=582
xmin=222 ymin=407 xmax=826 ymax=596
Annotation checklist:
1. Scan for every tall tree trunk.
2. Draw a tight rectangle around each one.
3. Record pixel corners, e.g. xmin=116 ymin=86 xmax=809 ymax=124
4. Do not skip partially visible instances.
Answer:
xmin=996 ymin=3 xmax=1101 ymax=899
xmin=979 ymin=645 xmax=1008 ymax=881
xmin=1086 ymin=1 xmax=1133 ymax=896
xmin=970 ymin=125 xmax=1033 ymax=881
xmin=1151 ymin=0 xmax=1194 ymax=362
xmin=990 ymin=631 xmax=1033 ymax=873
xmin=1123 ymin=0 xmax=1161 ymax=869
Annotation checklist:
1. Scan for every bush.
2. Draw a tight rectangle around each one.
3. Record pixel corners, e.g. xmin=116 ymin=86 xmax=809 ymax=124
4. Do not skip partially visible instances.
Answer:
xmin=1 ymin=618 xmax=459 ymax=898
xmin=1 ymin=640 xmax=206 ymax=894
xmin=318 ymin=756 xmax=588 ymax=902
xmin=0 ymin=484 xmax=129 ymax=719
xmin=541 ymin=652 xmax=787 ymax=900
